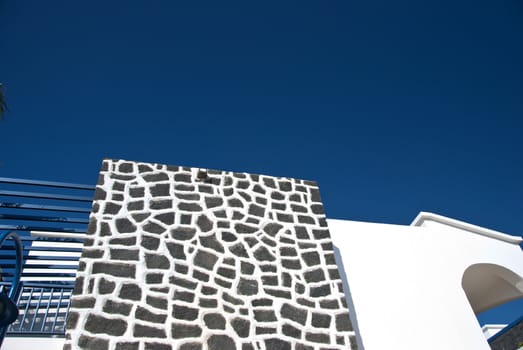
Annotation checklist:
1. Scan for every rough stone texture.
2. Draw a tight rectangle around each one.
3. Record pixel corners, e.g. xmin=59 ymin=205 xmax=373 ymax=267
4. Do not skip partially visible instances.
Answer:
xmin=64 ymin=159 xmax=357 ymax=350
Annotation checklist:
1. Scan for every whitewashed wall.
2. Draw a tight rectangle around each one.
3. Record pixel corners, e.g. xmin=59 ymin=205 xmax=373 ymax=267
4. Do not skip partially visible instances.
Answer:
xmin=328 ymin=213 xmax=523 ymax=350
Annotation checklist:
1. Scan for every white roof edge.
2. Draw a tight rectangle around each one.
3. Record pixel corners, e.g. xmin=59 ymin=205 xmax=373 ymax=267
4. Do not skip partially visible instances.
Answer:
xmin=481 ymin=324 xmax=508 ymax=329
xmin=411 ymin=212 xmax=523 ymax=244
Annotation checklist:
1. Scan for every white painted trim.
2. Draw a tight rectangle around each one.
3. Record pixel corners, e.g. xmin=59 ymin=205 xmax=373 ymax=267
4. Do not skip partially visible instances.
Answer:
xmin=410 ymin=212 xmax=523 ymax=244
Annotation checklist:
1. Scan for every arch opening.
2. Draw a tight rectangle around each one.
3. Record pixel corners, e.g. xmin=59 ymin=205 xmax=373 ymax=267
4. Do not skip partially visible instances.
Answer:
xmin=462 ymin=263 xmax=523 ymax=315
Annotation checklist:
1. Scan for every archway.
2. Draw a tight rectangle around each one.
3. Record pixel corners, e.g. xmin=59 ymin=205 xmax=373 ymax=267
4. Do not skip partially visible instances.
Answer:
xmin=462 ymin=263 xmax=523 ymax=315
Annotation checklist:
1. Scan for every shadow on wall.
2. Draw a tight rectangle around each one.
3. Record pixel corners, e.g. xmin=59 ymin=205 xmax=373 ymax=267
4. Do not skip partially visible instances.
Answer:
xmin=333 ymin=245 xmax=364 ymax=350
xmin=462 ymin=263 xmax=523 ymax=315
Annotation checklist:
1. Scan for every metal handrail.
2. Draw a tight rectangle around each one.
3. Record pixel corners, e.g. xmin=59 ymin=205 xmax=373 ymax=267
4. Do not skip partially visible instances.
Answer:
xmin=0 ymin=231 xmax=23 ymax=347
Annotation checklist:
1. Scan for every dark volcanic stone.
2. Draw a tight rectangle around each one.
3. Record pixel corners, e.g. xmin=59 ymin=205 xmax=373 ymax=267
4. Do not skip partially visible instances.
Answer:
xmin=203 ymin=313 xmax=226 ymax=329
xmin=295 ymin=345 xmax=314 ymax=350
xmin=65 ymin=311 xmax=79 ymax=329
xmin=172 ymin=324 xmax=202 ymax=339
xmin=174 ymin=173 xmax=192 ymax=182
xmin=205 ymin=196 xmax=223 ymax=208
xmin=132 ymin=214 xmax=148 ymax=223
xmin=200 ymin=233 xmax=224 ymax=253
xmin=192 ymin=269 xmax=209 ymax=282
xmin=110 ymin=248 xmax=139 ymax=261
xmin=150 ymin=183 xmax=170 ymax=197
xmin=231 ymin=318 xmax=250 ymax=338
xmin=166 ymin=242 xmax=185 ymax=259
xmin=217 ymin=266 xmax=236 ymax=279
xmin=241 ymin=261 xmax=254 ymax=274
xmin=93 ymin=262 xmax=135 ymax=278
xmin=282 ymin=323 xmax=302 ymax=339
xmin=229 ymin=242 xmax=249 ymax=258
xmin=302 ymin=251 xmax=321 ymax=266
xmin=253 ymin=245 xmax=275 ymax=261
xmin=228 ymin=198 xmax=244 ymax=208
xmin=154 ymin=212 xmax=175 ymax=225
xmin=171 ymin=227 xmax=196 ymax=241
xmin=194 ymin=250 xmax=218 ymax=270
xmin=221 ymin=231 xmax=237 ymax=242
xmin=281 ymin=303 xmax=307 ymax=325
xmin=290 ymin=204 xmax=307 ymax=213
xmin=143 ymin=222 xmax=166 ymax=234
xmin=115 ymin=342 xmax=139 ymax=350
xmin=144 ymin=343 xmax=171 ymax=350
xmin=237 ymin=278 xmax=258 ymax=296
xmin=135 ymin=306 xmax=167 ymax=324
xmin=201 ymin=286 xmax=217 ymax=295
xmin=145 ymin=254 xmax=170 ymax=269
xmin=85 ymin=314 xmax=127 ymax=336
xmin=207 ymin=335 xmax=235 ymax=350
xmin=271 ymin=191 xmax=285 ymax=200
xmin=146 ymin=273 xmax=163 ymax=284
xmin=222 ymin=292 xmax=244 ymax=305
xmin=104 ymin=202 xmax=122 ymax=215
xmin=256 ymin=327 xmax=275 ymax=335
xmin=115 ymin=218 xmax=136 ymax=233
xmin=109 ymin=236 xmax=136 ymax=246
xmin=262 ymin=223 xmax=283 ymax=236
xmin=252 ymin=298 xmax=272 ymax=307
xmin=119 ymin=162 xmax=134 ymax=173
xmin=134 ymin=324 xmax=166 ymax=338
xmin=263 ymin=177 xmax=276 ymax=188
xmin=98 ymin=277 xmax=115 ymax=294
xmin=173 ymin=304 xmax=199 ymax=321
xmin=179 ymin=343 xmax=201 ymax=350
xmin=170 ymin=276 xmax=197 ymax=290
xmin=279 ymin=247 xmax=297 ymax=256
xmin=277 ymin=213 xmax=293 ymax=223
xmin=130 ymin=187 xmax=145 ymax=198
xmin=147 ymin=295 xmax=167 ymax=309
xmin=306 ymin=332 xmax=330 ymax=344
xmin=78 ymin=335 xmax=109 ymax=350
xmin=196 ymin=214 xmax=213 ymax=232
xmin=254 ymin=309 xmax=277 ymax=322
xmin=178 ymin=202 xmax=202 ymax=212
xmin=312 ymin=313 xmax=332 ymax=328
xmin=264 ymin=288 xmax=291 ymax=299
xmin=174 ymin=290 xmax=195 ymax=303
xmin=319 ymin=299 xmax=339 ymax=309
xmin=265 ymin=339 xmax=291 ymax=350
xmin=304 ymin=268 xmax=326 ymax=283
xmin=234 ymin=223 xmax=257 ymax=234
xmin=282 ymin=258 xmax=301 ymax=269
xmin=298 ymin=215 xmax=315 ymax=224
xmin=82 ymin=248 xmax=104 ymax=258
xmin=150 ymin=199 xmax=172 ymax=210
xmin=119 ymin=283 xmax=142 ymax=301
xmin=336 ymin=313 xmax=353 ymax=331
xmin=310 ymin=284 xmax=331 ymax=298
xmin=199 ymin=297 xmax=218 ymax=308
xmin=142 ymin=236 xmax=160 ymax=250
xmin=248 ymin=203 xmax=265 ymax=217
xmin=103 ymin=299 xmax=132 ymax=315
xmin=143 ymin=172 xmax=168 ymax=182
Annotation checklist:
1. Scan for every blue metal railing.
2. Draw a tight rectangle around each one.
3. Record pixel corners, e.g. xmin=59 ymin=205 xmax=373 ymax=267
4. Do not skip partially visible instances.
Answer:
xmin=0 ymin=177 xmax=94 ymax=338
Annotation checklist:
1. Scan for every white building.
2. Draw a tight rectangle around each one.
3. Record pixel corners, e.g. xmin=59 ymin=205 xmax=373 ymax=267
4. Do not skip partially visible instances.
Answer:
xmin=329 ymin=212 xmax=523 ymax=350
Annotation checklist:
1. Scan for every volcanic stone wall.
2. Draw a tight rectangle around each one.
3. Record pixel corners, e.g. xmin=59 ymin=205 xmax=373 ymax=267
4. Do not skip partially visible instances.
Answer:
xmin=64 ymin=159 xmax=357 ymax=350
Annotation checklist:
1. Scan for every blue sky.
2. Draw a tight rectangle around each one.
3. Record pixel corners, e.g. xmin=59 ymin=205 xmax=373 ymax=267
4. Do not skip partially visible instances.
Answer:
xmin=1 ymin=0 xmax=522 ymax=325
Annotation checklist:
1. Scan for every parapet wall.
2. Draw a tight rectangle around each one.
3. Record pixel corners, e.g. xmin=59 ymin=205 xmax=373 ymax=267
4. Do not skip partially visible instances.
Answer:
xmin=64 ymin=159 xmax=357 ymax=350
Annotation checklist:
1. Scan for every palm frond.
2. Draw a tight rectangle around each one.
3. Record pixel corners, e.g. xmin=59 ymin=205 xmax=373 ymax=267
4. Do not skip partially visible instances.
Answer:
xmin=0 ymin=83 xmax=8 ymax=119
